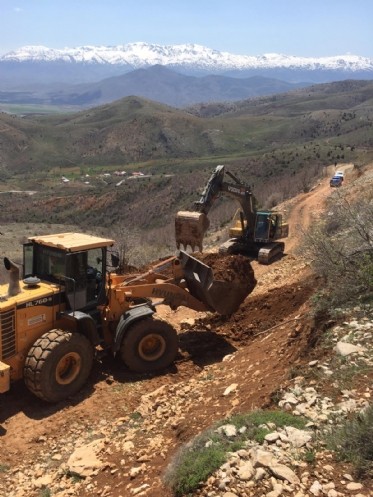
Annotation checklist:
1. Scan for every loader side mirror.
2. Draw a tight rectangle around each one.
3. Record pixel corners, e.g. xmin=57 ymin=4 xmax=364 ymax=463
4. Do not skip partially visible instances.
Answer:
xmin=111 ymin=253 xmax=119 ymax=268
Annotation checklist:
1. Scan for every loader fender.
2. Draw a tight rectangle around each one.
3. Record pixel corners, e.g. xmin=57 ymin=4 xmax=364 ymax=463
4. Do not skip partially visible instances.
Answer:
xmin=63 ymin=311 xmax=101 ymax=345
xmin=113 ymin=305 xmax=155 ymax=354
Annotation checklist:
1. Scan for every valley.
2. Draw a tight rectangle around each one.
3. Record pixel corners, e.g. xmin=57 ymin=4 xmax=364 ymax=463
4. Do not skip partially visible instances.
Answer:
xmin=0 ymin=70 xmax=372 ymax=497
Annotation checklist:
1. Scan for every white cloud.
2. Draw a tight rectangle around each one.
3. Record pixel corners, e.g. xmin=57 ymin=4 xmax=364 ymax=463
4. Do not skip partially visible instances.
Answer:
xmin=14 ymin=7 xmax=23 ymax=13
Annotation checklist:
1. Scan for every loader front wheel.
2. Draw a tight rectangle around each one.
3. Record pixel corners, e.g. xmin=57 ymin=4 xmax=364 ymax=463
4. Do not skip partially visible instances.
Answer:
xmin=120 ymin=318 xmax=178 ymax=373
xmin=24 ymin=329 xmax=94 ymax=403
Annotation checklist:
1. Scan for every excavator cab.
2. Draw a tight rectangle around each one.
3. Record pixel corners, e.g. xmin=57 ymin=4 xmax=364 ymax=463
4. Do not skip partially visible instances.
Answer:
xmin=254 ymin=212 xmax=289 ymax=243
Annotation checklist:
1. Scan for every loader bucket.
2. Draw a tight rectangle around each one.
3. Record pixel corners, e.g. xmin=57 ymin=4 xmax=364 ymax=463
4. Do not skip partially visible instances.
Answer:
xmin=178 ymin=251 xmax=255 ymax=315
xmin=175 ymin=211 xmax=210 ymax=252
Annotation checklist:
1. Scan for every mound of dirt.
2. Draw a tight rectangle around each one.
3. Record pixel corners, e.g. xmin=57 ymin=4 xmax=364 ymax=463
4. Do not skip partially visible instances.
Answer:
xmin=208 ymin=277 xmax=316 ymax=342
xmin=186 ymin=252 xmax=257 ymax=315
xmin=194 ymin=252 xmax=256 ymax=289
xmin=139 ymin=251 xmax=257 ymax=315
xmin=196 ymin=253 xmax=255 ymax=283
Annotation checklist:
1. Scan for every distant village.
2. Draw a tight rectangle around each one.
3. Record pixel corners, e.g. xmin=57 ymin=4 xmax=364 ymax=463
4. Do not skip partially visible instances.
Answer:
xmin=61 ymin=170 xmax=152 ymax=187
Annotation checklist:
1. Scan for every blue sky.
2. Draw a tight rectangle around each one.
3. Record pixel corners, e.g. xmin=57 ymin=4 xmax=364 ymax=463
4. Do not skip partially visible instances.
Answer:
xmin=1 ymin=0 xmax=372 ymax=58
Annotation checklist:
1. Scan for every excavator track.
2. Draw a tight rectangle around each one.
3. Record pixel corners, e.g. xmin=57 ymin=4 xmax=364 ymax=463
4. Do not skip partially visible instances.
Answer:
xmin=257 ymin=242 xmax=285 ymax=264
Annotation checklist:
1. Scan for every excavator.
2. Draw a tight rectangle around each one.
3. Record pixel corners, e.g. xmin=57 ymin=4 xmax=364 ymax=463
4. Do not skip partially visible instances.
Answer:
xmin=175 ymin=165 xmax=289 ymax=264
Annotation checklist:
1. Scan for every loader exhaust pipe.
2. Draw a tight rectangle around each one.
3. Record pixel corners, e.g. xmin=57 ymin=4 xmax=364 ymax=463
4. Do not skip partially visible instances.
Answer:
xmin=4 ymin=257 xmax=22 ymax=296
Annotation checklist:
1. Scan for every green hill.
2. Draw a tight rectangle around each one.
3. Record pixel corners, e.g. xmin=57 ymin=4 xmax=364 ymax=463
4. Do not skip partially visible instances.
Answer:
xmin=0 ymin=80 xmax=372 ymax=263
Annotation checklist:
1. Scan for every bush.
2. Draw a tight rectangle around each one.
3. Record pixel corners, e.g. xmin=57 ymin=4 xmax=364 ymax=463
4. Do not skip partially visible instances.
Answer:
xmin=323 ymin=404 xmax=373 ymax=477
xmin=302 ymin=192 xmax=373 ymax=312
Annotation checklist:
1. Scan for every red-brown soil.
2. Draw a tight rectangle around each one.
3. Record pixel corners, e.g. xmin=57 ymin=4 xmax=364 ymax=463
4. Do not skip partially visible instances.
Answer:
xmin=0 ymin=164 xmax=363 ymax=497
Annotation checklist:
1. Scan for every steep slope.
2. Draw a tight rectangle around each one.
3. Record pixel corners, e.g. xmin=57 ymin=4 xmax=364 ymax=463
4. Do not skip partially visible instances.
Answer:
xmin=1 ymin=162 xmax=371 ymax=497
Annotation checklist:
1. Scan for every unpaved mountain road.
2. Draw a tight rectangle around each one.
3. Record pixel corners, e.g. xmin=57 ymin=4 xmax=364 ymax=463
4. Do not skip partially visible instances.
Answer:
xmin=0 ymin=163 xmax=363 ymax=497
xmin=282 ymin=163 xmax=354 ymax=254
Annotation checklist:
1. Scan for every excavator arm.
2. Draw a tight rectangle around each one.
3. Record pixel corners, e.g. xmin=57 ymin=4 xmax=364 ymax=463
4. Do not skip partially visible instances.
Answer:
xmin=175 ymin=165 xmax=257 ymax=251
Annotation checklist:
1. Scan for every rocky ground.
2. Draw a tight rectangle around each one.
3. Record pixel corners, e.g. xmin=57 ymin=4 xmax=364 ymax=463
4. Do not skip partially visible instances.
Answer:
xmin=0 ymin=163 xmax=372 ymax=497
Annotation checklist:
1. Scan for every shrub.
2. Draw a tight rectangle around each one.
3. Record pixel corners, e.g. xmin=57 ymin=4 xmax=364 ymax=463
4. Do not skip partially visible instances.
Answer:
xmin=165 ymin=438 xmax=227 ymax=497
xmin=302 ymin=192 xmax=373 ymax=313
xmin=323 ymin=404 xmax=373 ymax=477
xmin=164 ymin=410 xmax=307 ymax=496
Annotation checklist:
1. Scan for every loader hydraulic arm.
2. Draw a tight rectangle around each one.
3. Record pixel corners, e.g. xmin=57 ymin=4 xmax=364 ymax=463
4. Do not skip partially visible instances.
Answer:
xmin=106 ymin=251 xmax=252 ymax=317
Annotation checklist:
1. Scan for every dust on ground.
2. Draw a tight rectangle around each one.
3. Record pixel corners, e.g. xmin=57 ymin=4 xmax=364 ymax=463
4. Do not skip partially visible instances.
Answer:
xmin=0 ymin=163 xmax=367 ymax=497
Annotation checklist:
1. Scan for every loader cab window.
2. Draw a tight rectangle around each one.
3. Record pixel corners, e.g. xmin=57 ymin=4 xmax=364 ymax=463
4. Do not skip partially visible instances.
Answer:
xmin=66 ymin=252 xmax=87 ymax=310
xmin=23 ymin=243 xmax=67 ymax=283
xmin=50 ymin=252 xmax=66 ymax=279
xmin=23 ymin=243 xmax=34 ymax=278
xmin=87 ymin=248 xmax=104 ymax=301
xmin=65 ymin=248 xmax=106 ymax=311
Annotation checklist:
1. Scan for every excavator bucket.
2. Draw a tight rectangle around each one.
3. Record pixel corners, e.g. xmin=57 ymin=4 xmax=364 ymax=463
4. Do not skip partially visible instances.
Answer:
xmin=178 ymin=251 xmax=255 ymax=315
xmin=175 ymin=211 xmax=210 ymax=252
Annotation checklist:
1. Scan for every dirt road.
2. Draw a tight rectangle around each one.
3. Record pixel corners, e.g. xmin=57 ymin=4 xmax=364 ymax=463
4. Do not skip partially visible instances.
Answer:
xmin=0 ymin=164 xmax=355 ymax=497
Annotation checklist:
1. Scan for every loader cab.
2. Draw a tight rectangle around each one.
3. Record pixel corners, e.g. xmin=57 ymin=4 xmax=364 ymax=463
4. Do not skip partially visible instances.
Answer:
xmin=23 ymin=233 xmax=114 ymax=311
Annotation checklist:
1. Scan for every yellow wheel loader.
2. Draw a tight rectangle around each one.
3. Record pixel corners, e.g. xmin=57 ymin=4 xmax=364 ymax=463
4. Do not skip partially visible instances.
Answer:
xmin=175 ymin=165 xmax=289 ymax=264
xmin=0 ymin=232 xmax=255 ymax=402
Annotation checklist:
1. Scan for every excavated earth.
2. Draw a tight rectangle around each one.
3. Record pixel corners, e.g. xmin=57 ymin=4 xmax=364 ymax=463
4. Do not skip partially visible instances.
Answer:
xmin=193 ymin=253 xmax=255 ymax=286
xmin=0 ymin=163 xmax=372 ymax=497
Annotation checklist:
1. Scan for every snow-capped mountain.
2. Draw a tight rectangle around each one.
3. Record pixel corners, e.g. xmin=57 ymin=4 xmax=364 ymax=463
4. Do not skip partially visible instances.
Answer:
xmin=0 ymin=43 xmax=372 ymax=104
xmin=2 ymin=42 xmax=373 ymax=72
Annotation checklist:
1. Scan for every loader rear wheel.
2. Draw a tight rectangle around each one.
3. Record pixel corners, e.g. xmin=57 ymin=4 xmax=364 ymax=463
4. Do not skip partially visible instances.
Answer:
xmin=24 ymin=329 xmax=94 ymax=403
xmin=120 ymin=318 xmax=178 ymax=373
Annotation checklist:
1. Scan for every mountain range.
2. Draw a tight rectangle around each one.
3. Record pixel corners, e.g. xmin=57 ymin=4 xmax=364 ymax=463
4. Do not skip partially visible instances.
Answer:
xmin=0 ymin=43 xmax=373 ymax=109
xmin=0 ymin=65 xmax=310 ymax=108
xmin=2 ymin=43 xmax=373 ymax=73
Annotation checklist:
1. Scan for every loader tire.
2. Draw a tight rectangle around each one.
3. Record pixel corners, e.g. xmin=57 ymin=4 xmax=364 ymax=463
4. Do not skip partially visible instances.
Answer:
xmin=24 ymin=329 xmax=94 ymax=403
xmin=120 ymin=318 xmax=178 ymax=373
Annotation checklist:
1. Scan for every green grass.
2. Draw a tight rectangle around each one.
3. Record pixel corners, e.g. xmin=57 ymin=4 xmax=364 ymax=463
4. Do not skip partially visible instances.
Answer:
xmin=164 ymin=410 xmax=308 ymax=496
xmin=303 ymin=450 xmax=316 ymax=464
xmin=0 ymin=463 xmax=10 ymax=473
xmin=168 ymin=444 xmax=227 ymax=497
xmin=39 ymin=488 xmax=51 ymax=497
xmin=0 ymin=103 xmax=77 ymax=115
